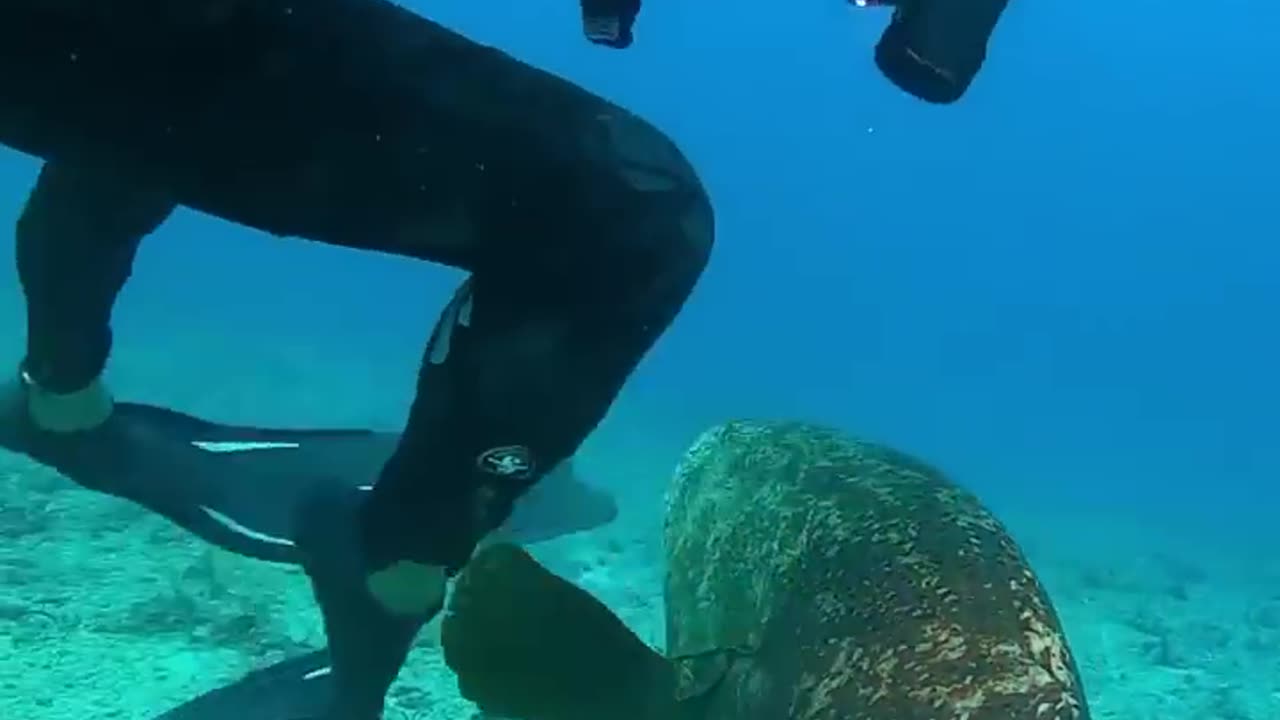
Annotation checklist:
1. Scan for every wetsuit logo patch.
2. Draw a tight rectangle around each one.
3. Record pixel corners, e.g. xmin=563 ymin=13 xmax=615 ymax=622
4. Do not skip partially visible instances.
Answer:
xmin=476 ymin=445 xmax=535 ymax=479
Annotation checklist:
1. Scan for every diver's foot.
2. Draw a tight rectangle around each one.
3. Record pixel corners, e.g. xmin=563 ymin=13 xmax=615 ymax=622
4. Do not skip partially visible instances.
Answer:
xmin=19 ymin=368 xmax=114 ymax=433
xmin=0 ymin=370 xmax=127 ymax=475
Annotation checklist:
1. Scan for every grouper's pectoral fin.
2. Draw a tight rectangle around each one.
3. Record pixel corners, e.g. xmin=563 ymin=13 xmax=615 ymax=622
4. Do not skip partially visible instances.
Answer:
xmin=441 ymin=543 xmax=684 ymax=720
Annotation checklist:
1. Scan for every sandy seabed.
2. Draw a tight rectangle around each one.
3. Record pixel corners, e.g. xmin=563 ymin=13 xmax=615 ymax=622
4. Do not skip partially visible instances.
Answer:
xmin=1 ymin=439 xmax=1276 ymax=720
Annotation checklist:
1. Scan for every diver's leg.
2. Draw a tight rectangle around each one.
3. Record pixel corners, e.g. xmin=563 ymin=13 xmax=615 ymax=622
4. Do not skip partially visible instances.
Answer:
xmin=297 ymin=106 xmax=713 ymax=720
xmin=365 ymin=178 xmax=714 ymax=587
xmin=132 ymin=5 xmax=719 ymax=715
xmin=16 ymin=162 xmax=174 ymax=430
xmin=304 ymin=184 xmax=712 ymax=720
xmin=280 ymin=91 xmax=713 ymax=715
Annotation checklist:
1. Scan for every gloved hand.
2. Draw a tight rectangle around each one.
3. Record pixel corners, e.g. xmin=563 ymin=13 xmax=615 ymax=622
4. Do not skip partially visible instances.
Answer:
xmin=580 ymin=0 xmax=641 ymax=48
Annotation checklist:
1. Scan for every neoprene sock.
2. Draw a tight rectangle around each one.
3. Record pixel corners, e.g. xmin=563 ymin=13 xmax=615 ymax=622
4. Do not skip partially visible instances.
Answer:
xmin=21 ymin=369 xmax=114 ymax=433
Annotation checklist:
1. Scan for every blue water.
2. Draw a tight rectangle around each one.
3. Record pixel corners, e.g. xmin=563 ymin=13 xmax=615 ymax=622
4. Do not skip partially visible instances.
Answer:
xmin=0 ymin=1 xmax=1276 ymax=719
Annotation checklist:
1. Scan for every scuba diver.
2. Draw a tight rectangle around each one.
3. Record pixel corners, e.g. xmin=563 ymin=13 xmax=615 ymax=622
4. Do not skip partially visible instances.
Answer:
xmin=2 ymin=1 xmax=710 ymax=718
xmin=0 ymin=0 xmax=1010 ymax=718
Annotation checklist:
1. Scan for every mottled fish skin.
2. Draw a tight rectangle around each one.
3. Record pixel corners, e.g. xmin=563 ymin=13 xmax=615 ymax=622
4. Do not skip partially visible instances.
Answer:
xmin=663 ymin=420 xmax=1090 ymax=720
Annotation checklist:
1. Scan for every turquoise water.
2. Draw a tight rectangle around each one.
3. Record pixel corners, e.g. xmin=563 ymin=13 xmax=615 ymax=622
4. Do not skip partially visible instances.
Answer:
xmin=1 ymin=1 xmax=1277 ymax=719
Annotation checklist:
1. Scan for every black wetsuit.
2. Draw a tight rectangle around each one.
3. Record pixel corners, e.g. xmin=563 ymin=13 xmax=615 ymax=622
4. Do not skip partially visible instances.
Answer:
xmin=0 ymin=1 xmax=712 ymax=718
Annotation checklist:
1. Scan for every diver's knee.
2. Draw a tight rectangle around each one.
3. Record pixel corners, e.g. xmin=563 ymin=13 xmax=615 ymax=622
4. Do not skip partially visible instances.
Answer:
xmin=599 ymin=182 xmax=712 ymax=321
xmin=616 ymin=141 xmax=715 ymax=305
xmin=662 ymin=180 xmax=714 ymax=304
xmin=569 ymin=107 xmax=715 ymax=311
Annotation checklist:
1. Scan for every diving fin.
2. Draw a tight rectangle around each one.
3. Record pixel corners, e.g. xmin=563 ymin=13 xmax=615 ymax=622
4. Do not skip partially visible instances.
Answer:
xmin=441 ymin=543 xmax=679 ymax=720
xmin=0 ymin=385 xmax=393 ymax=563
xmin=151 ymin=649 xmax=332 ymax=720
xmin=0 ymin=388 xmax=618 ymax=564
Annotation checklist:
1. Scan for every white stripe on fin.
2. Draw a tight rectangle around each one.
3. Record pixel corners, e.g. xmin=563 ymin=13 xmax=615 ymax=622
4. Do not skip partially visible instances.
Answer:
xmin=303 ymin=666 xmax=332 ymax=681
xmin=192 ymin=441 xmax=302 ymax=453
xmin=199 ymin=505 xmax=295 ymax=547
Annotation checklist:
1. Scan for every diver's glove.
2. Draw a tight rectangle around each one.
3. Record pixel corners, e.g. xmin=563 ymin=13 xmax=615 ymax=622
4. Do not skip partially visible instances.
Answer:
xmin=581 ymin=0 xmax=641 ymax=48
xmin=856 ymin=0 xmax=1011 ymax=104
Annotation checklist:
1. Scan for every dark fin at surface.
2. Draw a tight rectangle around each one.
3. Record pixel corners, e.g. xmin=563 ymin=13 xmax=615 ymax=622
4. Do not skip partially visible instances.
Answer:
xmin=151 ymin=650 xmax=333 ymax=720
xmin=441 ymin=543 xmax=677 ymax=720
